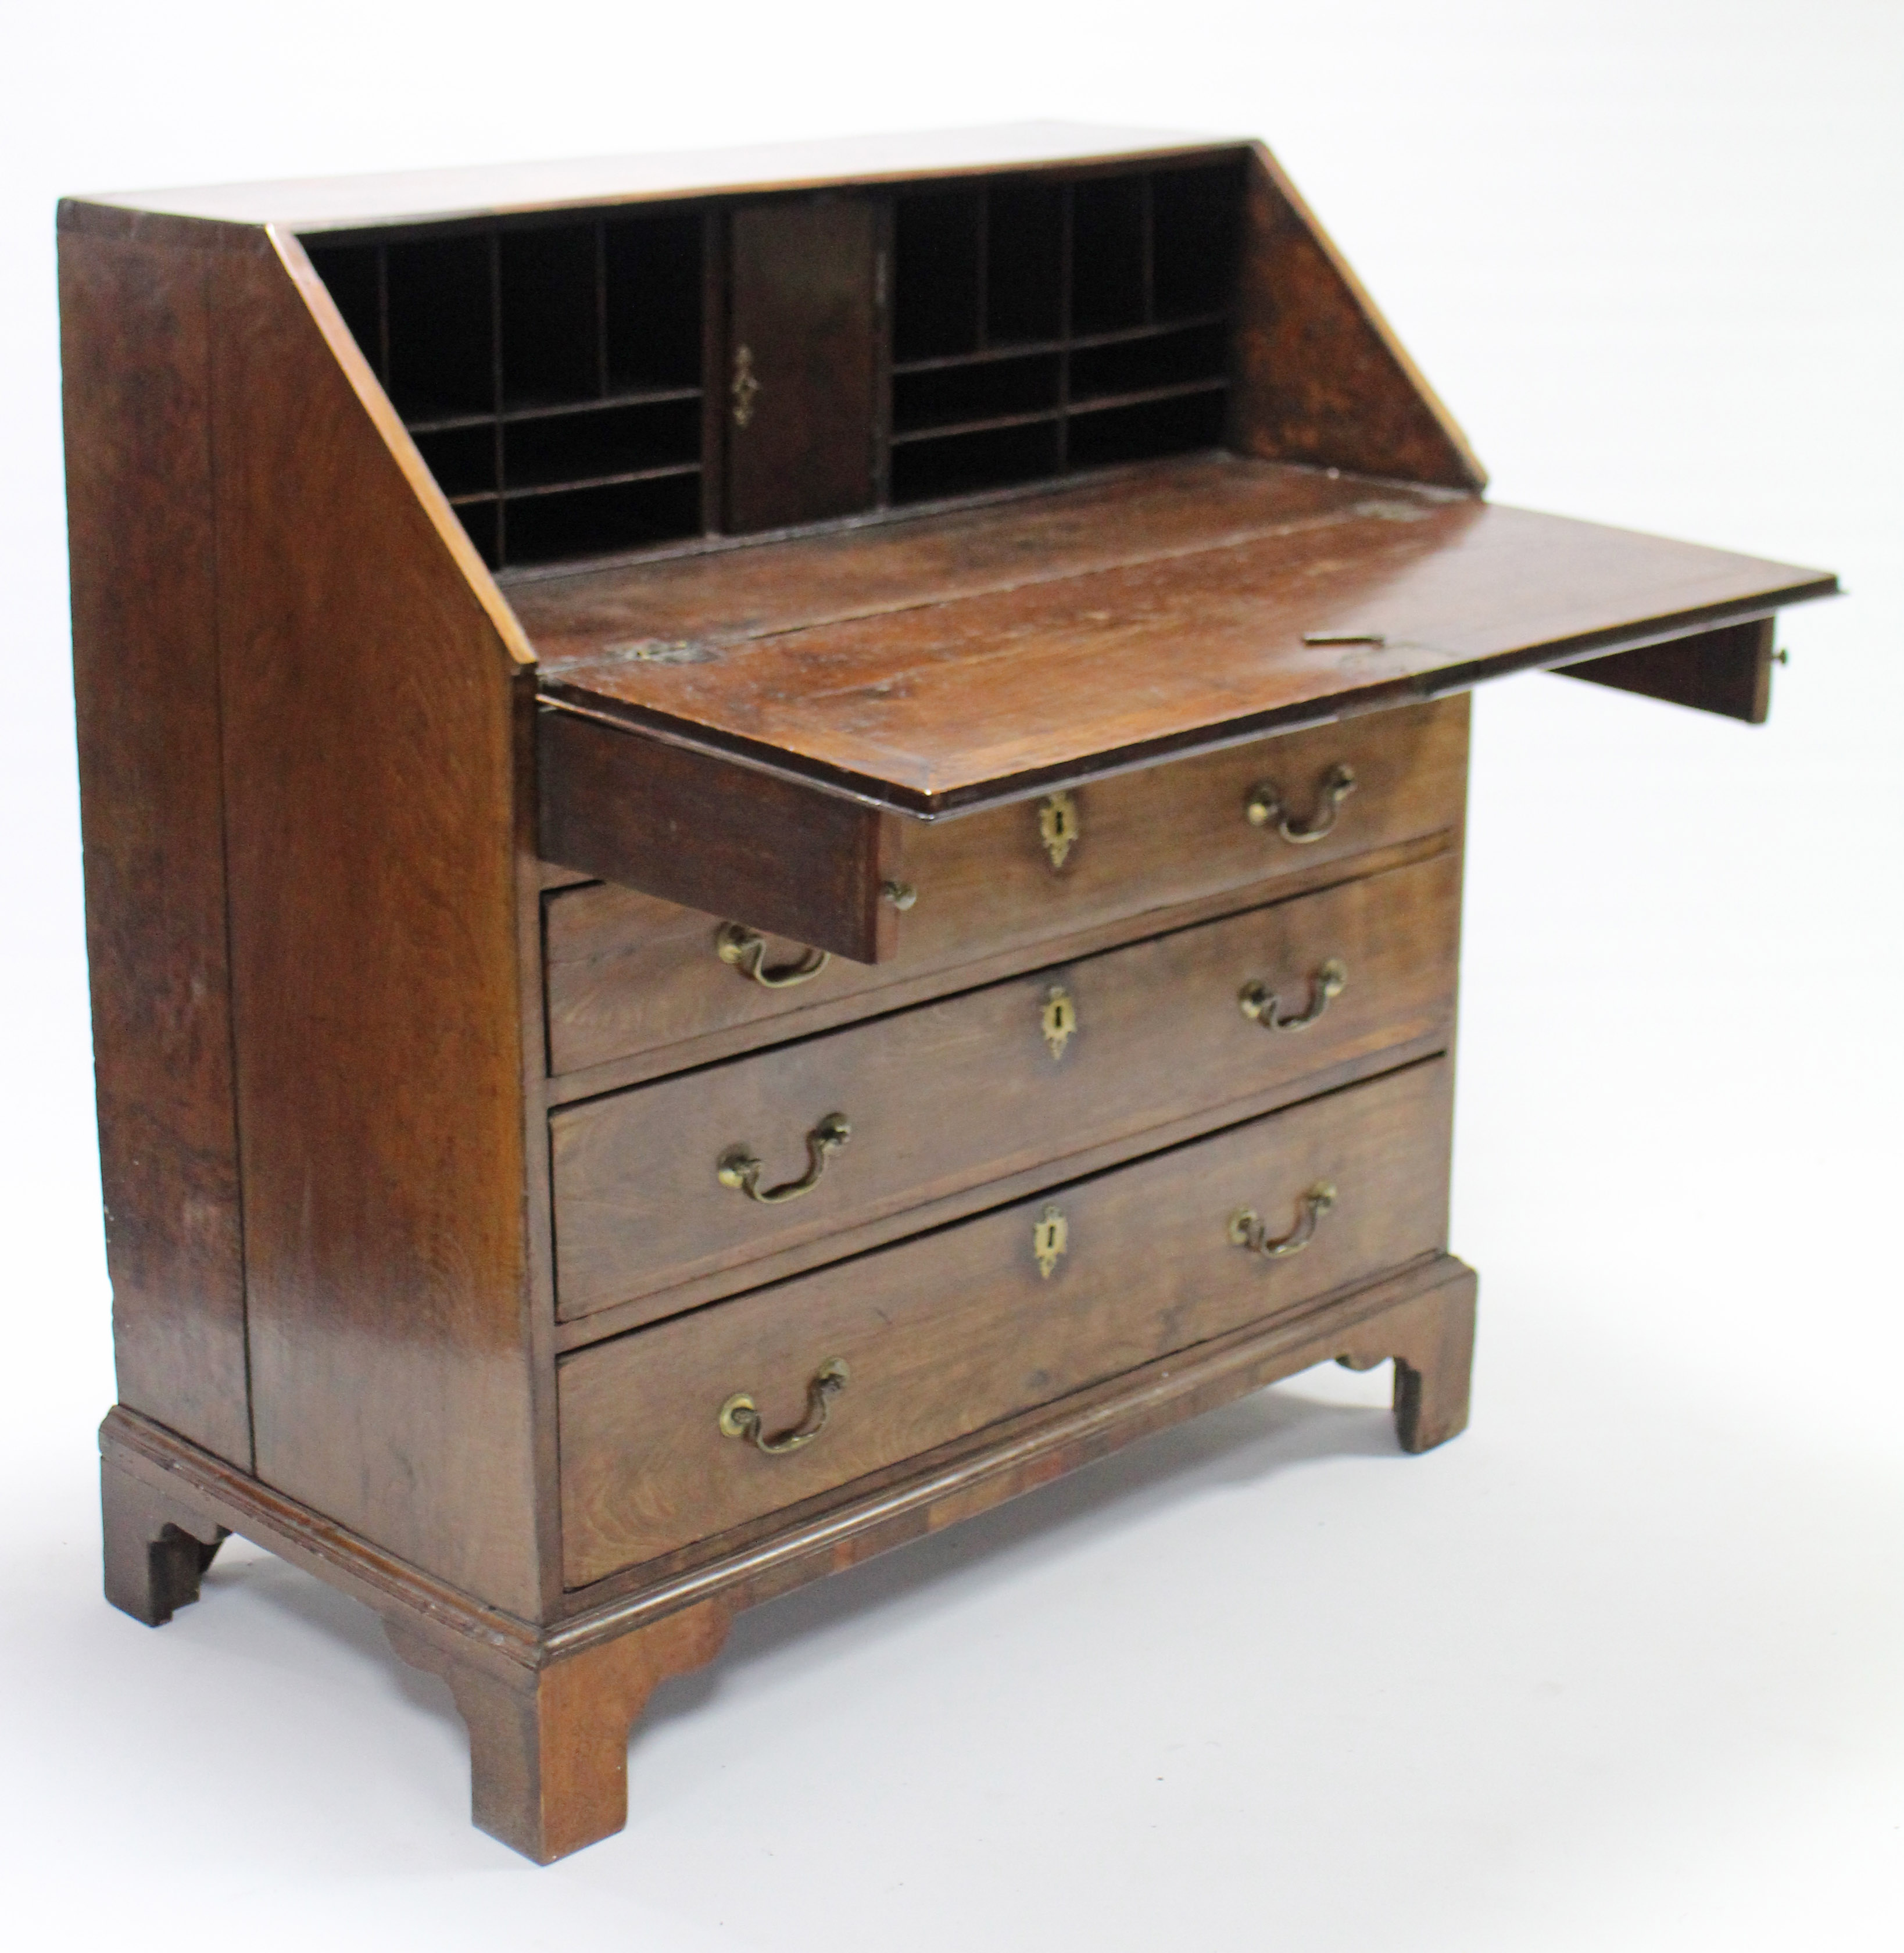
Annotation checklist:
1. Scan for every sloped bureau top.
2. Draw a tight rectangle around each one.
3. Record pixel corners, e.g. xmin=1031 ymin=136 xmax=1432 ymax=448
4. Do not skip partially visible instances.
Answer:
xmin=80 ymin=121 xmax=1233 ymax=228
xmin=63 ymin=122 xmax=1839 ymax=968
xmin=524 ymin=453 xmax=1834 ymax=815
xmin=67 ymin=120 xmax=1848 ymax=1863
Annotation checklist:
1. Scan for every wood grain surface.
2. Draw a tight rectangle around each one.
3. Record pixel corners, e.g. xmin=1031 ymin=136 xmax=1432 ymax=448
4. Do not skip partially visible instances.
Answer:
xmin=531 ymin=453 xmax=1835 ymax=814
xmin=559 ymin=1057 xmax=1454 ymax=1583
xmin=210 ymin=230 xmax=548 ymax=1615
xmin=725 ymin=199 xmax=879 ymax=531
xmin=514 ymin=452 xmax=1411 ymax=657
xmin=78 ymin=124 xmax=1243 ymax=230
xmin=1558 ymin=614 xmax=1777 ymax=722
xmin=538 ymin=705 xmax=897 ymax=961
xmin=544 ymin=694 xmax=1468 ymax=1079
xmin=104 ymin=1243 xmax=1474 ymax=1859
xmin=1229 ymin=143 xmax=1484 ymax=491
xmin=552 ymin=850 xmax=1458 ymax=1319
xmin=60 ymin=217 xmax=255 ymax=1469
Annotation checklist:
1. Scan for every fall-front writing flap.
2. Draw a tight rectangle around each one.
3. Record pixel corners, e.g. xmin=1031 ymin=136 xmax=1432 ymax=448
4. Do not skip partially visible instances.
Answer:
xmin=527 ymin=453 xmax=1836 ymax=820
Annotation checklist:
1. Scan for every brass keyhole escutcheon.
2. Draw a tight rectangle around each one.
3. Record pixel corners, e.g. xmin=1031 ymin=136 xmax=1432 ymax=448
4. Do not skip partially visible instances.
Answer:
xmin=1041 ymin=983 xmax=1077 ymax=1061
xmin=1033 ymin=1204 xmax=1069 ymax=1278
xmin=731 ymin=344 xmax=761 ymax=428
xmin=1038 ymin=790 xmax=1079 ymax=871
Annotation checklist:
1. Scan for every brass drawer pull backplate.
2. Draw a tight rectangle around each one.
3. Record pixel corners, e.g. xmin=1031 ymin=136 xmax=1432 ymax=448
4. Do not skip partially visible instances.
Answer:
xmin=1239 ymin=957 xmax=1347 ymax=1033
xmin=1246 ymin=761 xmax=1357 ymax=844
xmin=1228 ymin=1182 xmax=1337 ymax=1260
xmin=718 ymin=1112 xmax=851 ymax=1204
xmin=715 ymin=922 xmax=831 ymax=990
xmin=719 ymin=1357 xmax=850 ymax=1455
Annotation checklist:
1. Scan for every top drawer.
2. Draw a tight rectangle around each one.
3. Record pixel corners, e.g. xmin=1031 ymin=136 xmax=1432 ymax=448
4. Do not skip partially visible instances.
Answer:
xmin=545 ymin=693 xmax=1468 ymax=1081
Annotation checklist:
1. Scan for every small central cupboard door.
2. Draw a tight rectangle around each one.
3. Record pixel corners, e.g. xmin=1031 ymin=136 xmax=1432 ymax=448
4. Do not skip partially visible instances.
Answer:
xmin=725 ymin=198 xmax=879 ymax=532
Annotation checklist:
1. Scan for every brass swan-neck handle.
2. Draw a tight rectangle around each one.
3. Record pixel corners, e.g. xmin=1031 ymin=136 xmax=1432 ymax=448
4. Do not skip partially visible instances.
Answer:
xmin=1246 ymin=761 xmax=1358 ymax=845
xmin=716 ymin=921 xmax=831 ymax=990
xmin=717 ymin=1113 xmax=851 ymax=1205
xmin=1227 ymin=1182 xmax=1337 ymax=1260
xmin=719 ymin=1357 xmax=850 ymax=1455
xmin=1239 ymin=958 xmax=1347 ymax=1033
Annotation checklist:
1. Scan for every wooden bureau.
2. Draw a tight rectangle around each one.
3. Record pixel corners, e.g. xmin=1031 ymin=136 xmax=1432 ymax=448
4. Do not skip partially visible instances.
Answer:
xmin=62 ymin=122 xmax=1837 ymax=1862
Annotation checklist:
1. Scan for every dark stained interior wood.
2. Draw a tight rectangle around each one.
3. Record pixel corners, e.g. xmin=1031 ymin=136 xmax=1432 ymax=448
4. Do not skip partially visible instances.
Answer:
xmin=514 ymin=450 xmax=1383 ymax=642
xmin=59 ymin=219 xmax=254 ymax=1470
xmin=1229 ymin=144 xmax=1484 ymax=492
xmin=725 ymin=199 xmax=879 ymax=532
xmin=525 ymin=453 xmax=1836 ymax=815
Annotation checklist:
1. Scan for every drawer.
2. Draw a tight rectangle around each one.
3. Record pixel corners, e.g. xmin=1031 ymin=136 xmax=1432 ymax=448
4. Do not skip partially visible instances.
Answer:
xmin=543 ymin=692 xmax=1468 ymax=1082
xmin=559 ymin=1056 xmax=1454 ymax=1586
xmin=551 ymin=848 xmax=1459 ymax=1324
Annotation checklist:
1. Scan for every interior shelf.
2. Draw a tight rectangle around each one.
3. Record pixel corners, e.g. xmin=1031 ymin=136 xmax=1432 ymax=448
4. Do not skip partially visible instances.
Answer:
xmin=309 ymin=208 xmax=707 ymax=571
xmin=305 ymin=155 xmax=1245 ymax=568
xmin=887 ymin=162 xmax=1242 ymax=505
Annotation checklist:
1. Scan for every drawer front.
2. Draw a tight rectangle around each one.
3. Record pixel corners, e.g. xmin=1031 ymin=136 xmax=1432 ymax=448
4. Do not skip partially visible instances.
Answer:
xmin=559 ymin=1057 xmax=1453 ymax=1586
xmin=544 ymin=693 xmax=1468 ymax=1079
xmin=552 ymin=849 xmax=1459 ymax=1322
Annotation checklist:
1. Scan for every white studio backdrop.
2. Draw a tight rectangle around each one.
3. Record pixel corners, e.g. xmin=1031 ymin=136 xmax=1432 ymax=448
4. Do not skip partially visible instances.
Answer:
xmin=0 ymin=3 xmax=1898 ymax=1947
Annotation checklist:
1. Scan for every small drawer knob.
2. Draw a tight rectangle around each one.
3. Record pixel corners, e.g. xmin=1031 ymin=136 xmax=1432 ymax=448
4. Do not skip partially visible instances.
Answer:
xmin=731 ymin=344 xmax=761 ymax=428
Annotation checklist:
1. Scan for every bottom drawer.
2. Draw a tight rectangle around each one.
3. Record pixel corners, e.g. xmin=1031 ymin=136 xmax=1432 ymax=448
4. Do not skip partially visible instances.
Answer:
xmin=559 ymin=1058 xmax=1453 ymax=1587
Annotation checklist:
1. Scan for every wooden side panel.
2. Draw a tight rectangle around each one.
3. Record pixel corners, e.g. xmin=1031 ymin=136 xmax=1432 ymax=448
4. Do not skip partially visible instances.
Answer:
xmin=1229 ymin=144 xmax=1486 ymax=492
xmin=538 ymin=707 xmax=897 ymax=961
xmin=211 ymin=230 xmax=545 ymax=1616
xmin=725 ymin=199 xmax=879 ymax=532
xmin=59 ymin=219 xmax=252 ymax=1467
xmin=1554 ymin=616 xmax=1776 ymax=723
